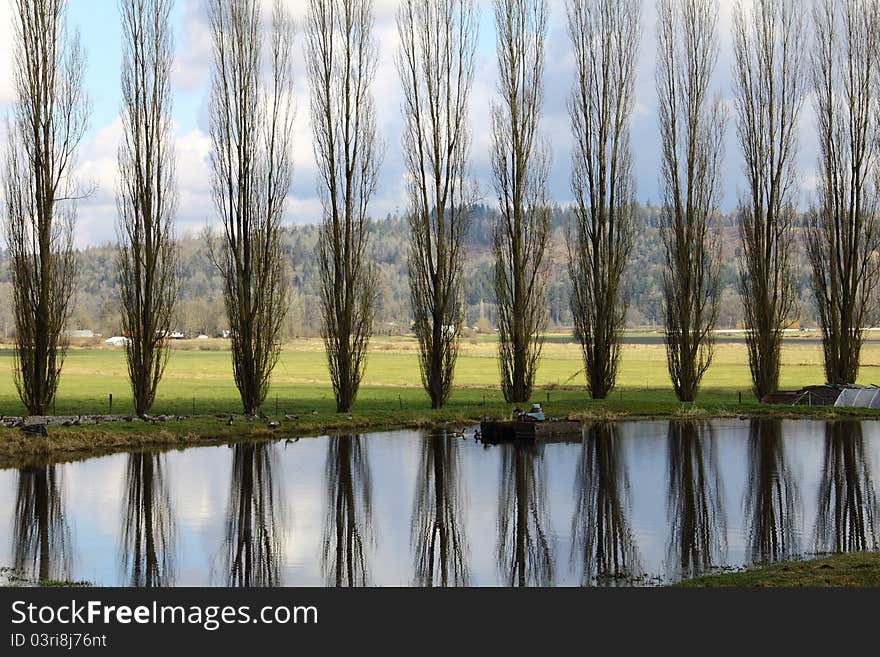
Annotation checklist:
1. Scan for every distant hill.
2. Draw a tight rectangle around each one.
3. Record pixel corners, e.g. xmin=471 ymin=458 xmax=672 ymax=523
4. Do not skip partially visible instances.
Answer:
xmin=0 ymin=203 xmax=819 ymax=340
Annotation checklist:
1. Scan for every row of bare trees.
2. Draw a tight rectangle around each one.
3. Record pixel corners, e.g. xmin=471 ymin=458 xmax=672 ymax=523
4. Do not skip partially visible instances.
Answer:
xmin=519 ymin=0 xmax=878 ymax=405
xmin=656 ymin=0 xmax=880 ymax=403
xmin=5 ymin=0 xmax=880 ymax=418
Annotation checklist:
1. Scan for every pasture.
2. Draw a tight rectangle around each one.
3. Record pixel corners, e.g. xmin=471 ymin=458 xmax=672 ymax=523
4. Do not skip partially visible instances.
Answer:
xmin=1 ymin=333 xmax=878 ymax=417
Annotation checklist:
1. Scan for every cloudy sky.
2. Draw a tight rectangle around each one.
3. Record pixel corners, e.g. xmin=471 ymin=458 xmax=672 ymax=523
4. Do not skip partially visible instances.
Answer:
xmin=0 ymin=0 xmax=820 ymax=247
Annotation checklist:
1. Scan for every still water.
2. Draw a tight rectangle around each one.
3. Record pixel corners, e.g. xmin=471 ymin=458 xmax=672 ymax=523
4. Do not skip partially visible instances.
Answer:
xmin=1 ymin=418 xmax=878 ymax=587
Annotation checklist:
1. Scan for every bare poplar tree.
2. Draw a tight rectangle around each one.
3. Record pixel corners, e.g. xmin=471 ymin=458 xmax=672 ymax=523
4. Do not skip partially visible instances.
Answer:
xmin=566 ymin=0 xmax=640 ymax=400
xmin=307 ymin=0 xmax=383 ymax=413
xmin=117 ymin=0 xmax=179 ymax=417
xmin=207 ymin=0 xmax=295 ymax=416
xmin=807 ymin=0 xmax=880 ymax=385
xmin=732 ymin=0 xmax=805 ymax=401
xmin=491 ymin=0 xmax=551 ymax=404
xmin=397 ymin=0 xmax=479 ymax=410
xmin=655 ymin=0 xmax=725 ymax=402
xmin=3 ymin=0 xmax=89 ymax=415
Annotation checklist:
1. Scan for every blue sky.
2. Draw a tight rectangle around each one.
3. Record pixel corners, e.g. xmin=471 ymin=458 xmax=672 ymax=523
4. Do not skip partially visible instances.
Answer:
xmin=0 ymin=0 xmax=819 ymax=247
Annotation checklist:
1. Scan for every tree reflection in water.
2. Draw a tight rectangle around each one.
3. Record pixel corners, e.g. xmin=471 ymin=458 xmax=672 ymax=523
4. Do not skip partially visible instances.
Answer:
xmin=497 ymin=443 xmax=553 ymax=586
xmin=572 ymin=423 xmax=639 ymax=585
xmin=321 ymin=435 xmax=373 ymax=587
xmin=744 ymin=419 xmax=799 ymax=564
xmin=13 ymin=465 xmax=71 ymax=583
xmin=814 ymin=420 xmax=878 ymax=553
xmin=411 ymin=431 xmax=469 ymax=586
xmin=666 ymin=421 xmax=726 ymax=578
xmin=222 ymin=442 xmax=284 ymax=586
xmin=120 ymin=452 xmax=176 ymax=586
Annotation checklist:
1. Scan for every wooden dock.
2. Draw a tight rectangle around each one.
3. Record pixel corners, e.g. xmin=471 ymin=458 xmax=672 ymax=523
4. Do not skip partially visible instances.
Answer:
xmin=479 ymin=419 xmax=583 ymax=444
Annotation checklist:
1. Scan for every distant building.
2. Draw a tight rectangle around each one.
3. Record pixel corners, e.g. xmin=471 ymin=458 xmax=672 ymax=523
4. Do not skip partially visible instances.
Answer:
xmin=64 ymin=329 xmax=95 ymax=339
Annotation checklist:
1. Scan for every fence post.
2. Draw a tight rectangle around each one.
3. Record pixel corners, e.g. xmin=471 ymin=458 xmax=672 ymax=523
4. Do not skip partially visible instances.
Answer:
xmin=109 ymin=393 xmax=113 ymax=415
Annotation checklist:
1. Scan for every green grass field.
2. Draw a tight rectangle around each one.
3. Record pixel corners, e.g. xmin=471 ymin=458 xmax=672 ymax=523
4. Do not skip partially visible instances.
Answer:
xmin=2 ymin=333 xmax=879 ymax=417
xmin=677 ymin=552 xmax=880 ymax=587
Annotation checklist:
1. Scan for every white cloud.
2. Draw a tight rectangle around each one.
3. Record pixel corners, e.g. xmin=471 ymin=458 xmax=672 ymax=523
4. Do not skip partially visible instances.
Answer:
xmin=175 ymin=127 xmax=215 ymax=234
xmin=74 ymin=117 xmax=124 ymax=246
xmin=172 ymin=0 xmax=214 ymax=93
xmin=73 ymin=119 xmax=216 ymax=244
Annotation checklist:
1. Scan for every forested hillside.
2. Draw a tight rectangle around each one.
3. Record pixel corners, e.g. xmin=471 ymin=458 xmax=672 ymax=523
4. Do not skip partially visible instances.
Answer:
xmin=0 ymin=203 xmax=818 ymax=339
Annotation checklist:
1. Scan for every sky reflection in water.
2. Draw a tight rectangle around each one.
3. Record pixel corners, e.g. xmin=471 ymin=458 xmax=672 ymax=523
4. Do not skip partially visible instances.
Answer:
xmin=1 ymin=418 xmax=878 ymax=587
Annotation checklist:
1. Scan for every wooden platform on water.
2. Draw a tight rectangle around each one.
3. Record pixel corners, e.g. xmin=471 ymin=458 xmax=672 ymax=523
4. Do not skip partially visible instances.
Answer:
xmin=479 ymin=419 xmax=583 ymax=444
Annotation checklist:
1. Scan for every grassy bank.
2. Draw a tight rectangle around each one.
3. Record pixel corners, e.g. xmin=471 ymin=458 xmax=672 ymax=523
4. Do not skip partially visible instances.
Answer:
xmin=677 ymin=552 xmax=880 ymax=587
xmin=4 ymin=333 xmax=880 ymax=417
xmin=1 ymin=334 xmax=880 ymax=463
xmin=1 ymin=387 xmax=876 ymax=466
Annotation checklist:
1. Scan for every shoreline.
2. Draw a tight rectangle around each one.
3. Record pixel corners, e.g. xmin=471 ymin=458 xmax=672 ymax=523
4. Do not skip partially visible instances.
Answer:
xmin=6 ymin=552 xmax=879 ymax=588
xmin=676 ymin=552 xmax=880 ymax=587
xmin=2 ymin=400 xmax=879 ymax=468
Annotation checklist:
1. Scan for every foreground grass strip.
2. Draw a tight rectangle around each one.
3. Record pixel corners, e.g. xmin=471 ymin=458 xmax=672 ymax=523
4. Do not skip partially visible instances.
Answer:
xmin=677 ymin=552 xmax=880 ymax=587
xmin=2 ymin=392 xmax=878 ymax=466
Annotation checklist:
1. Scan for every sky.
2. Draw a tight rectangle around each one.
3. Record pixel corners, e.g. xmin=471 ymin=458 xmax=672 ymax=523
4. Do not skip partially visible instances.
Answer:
xmin=0 ymin=0 xmax=820 ymax=248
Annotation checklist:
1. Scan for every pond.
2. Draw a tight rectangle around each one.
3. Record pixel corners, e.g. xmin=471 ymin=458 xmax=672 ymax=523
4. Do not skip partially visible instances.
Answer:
xmin=1 ymin=418 xmax=878 ymax=587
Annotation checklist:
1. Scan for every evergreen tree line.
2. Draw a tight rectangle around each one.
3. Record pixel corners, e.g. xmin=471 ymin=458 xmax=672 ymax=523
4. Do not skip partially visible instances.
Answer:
xmin=0 ymin=203 xmax=820 ymax=341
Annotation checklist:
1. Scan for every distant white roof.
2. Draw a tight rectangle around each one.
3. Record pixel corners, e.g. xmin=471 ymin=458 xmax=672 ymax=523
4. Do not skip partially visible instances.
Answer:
xmin=65 ymin=329 xmax=95 ymax=338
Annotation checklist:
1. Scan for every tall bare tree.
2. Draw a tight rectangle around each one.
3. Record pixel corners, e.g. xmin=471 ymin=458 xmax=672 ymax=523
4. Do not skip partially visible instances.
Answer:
xmin=566 ymin=0 xmax=640 ymax=400
xmin=491 ymin=0 xmax=551 ymax=404
xmin=397 ymin=0 xmax=479 ymax=409
xmin=207 ymin=0 xmax=295 ymax=416
xmin=732 ymin=0 xmax=805 ymax=401
xmin=3 ymin=0 xmax=89 ymax=415
xmin=655 ymin=0 xmax=725 ymax=402
xmin=307 ymin=0 xmax=383 ymax=414
xmin=117 ymin=0 xmax=179 ymax=417
xmin=807 ymin=0 xmax=880 ymax=385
